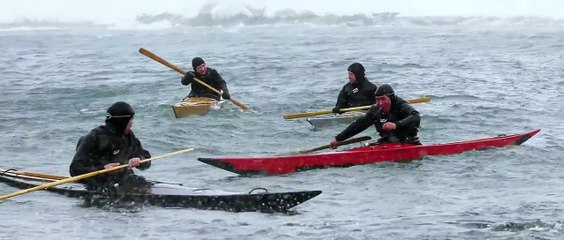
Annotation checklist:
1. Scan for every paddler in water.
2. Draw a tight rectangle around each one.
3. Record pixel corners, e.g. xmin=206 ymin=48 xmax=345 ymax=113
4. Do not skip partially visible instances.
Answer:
xmin=182 ymin=57 xmax=231 ymax=101
xmin=329 ymin=84 xmax=421 ymax=148
xmin=332 ymin=62 xmax=378 ymax=114
xmin=69 ymin=101 xmax=152 ymax=193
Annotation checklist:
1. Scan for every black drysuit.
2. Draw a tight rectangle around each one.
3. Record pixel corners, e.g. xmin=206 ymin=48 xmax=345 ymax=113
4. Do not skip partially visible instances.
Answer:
xmin=69 ymin=123 xmax=151 ymax=192
xmin=181 ymin=67 xmax=229 ymax=101
xmin=335 ymin=96 xmax=421 ymax=144
xmin=334 ymin=78 xmax=377 ymax=109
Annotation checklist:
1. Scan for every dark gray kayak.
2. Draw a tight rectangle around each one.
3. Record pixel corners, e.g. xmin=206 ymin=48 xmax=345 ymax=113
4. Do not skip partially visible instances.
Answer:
xmin=0 ymin=170 xmax=321 ymax=212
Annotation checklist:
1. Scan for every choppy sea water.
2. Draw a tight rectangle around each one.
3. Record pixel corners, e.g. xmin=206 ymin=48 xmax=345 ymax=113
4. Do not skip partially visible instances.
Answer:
xmin=0 ymin=21 xmax=563 ymax=239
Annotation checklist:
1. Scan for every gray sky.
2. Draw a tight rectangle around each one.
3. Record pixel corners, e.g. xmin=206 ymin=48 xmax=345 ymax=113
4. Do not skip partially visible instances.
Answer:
xmin=2 ymin=0 xmax=563 ymax=23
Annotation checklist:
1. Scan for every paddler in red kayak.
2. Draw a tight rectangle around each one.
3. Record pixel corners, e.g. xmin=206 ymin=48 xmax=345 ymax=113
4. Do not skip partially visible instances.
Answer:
xmin=330 ymin=84 xmax=421 ymax=148
xmin=69 ymin=101 xmax=152 ymax=193
xmin=182 ymin=57 xmax=231 ymax=101
xmin=332 ymin=62 xmax=378 ymax=114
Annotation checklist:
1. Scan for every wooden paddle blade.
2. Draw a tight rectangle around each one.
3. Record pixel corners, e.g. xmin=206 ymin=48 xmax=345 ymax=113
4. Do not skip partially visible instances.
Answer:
xmin=292 ymin=136 xmax=372 ymax=154
xmin=0 ymin=148 xmax=194 ymax=201
xmin=0 ymin=169 xmax=66 ymax=180
xmin=407 ymin=96 xmax=431 ymax=104
xmin=228 ymin=98 xmax=250 ymax=110
xmin=139 ymin=48 xmax=187 ymax=75
xmin=283 ymin=105 xmax=372 ymax=120
xmin=283 ymin=97 xmax=431 ymax=120
xmin=283 ymin=109 xmax=334 ymax=120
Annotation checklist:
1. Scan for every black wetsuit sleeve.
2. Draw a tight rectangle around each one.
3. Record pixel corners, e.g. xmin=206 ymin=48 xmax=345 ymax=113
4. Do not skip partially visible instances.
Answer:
xmin=396 ymin=102 xmax=420 ymax=129
xmin=335 ymin=86 xmax=348 ymax=109
xmin=212 ymin=69 xmax=229 ymax=95
xmin=135 ymin=137 xmax=151 ymax=170
xmin=365 ymin=83 xmax=377 ymax=105
xmin=335 ymin=106 xmax=379 ymax=141
xmin=69 ymin=132 xmax=101 ymax=176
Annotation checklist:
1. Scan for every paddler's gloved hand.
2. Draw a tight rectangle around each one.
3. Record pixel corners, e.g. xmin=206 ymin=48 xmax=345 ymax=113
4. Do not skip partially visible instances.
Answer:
xmin=186 ymin=71 xmax=196 ymax=79
xmin=222 ymin=91 xmax=231 ymax=100
xmin=181 ymin=71 xmax=196 ymax=85
xmin=332 ymin=107 xmax=342 ymax=114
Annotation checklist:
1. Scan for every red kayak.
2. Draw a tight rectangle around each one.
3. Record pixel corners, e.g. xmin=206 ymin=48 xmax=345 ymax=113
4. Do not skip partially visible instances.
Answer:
xmin=198 ymin=129 xmax=540 ymax=175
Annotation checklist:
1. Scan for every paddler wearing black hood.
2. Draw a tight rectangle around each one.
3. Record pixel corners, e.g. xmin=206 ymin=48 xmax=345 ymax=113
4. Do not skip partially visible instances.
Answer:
xmin=332 ymin=62 xmax=378 ymax=114
xmin=329 ymin=84 xmax=421 ymax=148
xmin=70 ymin=101 xmax=152 ymax=193
xmin=181 ymin=57 xmax=230 ymax=101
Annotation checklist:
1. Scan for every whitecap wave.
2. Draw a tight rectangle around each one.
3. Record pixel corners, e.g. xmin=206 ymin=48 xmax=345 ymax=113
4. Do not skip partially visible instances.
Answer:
xmin=1 ymin=0 xmax=564 ymax=31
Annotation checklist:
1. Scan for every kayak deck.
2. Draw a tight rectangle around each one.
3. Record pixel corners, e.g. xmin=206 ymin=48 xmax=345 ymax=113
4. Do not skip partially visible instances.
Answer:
xmin=198 ymin=129 xmax=540 ymax=175
xmin=0 ymin=171 xmax=321 ymax=212
xmin=172 ymin=97 xmax=226 ymax=118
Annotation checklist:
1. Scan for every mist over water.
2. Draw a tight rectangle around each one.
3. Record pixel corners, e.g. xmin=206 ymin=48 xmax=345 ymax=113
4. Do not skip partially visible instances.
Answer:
xmin=2 ymin=0 xmax=564 ymax=30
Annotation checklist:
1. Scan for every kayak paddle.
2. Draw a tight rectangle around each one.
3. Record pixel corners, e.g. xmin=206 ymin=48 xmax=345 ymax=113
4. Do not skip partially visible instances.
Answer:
xmin=291 ymin=136 xmax=372 ymax=154
xmin=283 ymin=96 xmax=431 ymax=120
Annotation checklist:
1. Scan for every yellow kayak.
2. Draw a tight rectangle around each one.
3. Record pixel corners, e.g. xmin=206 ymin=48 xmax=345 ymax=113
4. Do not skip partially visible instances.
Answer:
xmin=172 ymin=97 xmax=226 ymax=118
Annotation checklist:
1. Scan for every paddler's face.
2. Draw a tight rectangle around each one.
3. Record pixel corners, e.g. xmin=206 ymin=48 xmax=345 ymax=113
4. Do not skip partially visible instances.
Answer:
xmin=196 ymin=63 xmax=207 ymax=75
xmin=124 ymin=116 xmax=134 ymax=134
xmin=376 ymin=95 xmax=391 ymax=112
xmin=348 ymin=71 xmax=356 ymax=83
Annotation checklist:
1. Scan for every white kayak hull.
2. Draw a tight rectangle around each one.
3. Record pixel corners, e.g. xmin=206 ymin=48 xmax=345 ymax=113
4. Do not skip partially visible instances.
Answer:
xmin=306 ymin=111 xmax=365 ymax=128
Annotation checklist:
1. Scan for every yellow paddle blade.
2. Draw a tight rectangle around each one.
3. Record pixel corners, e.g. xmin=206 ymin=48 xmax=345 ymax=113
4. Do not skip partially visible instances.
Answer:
xmin=407 ymin=96 xmax=432 ymax=104
xmin=0 ymin=148 xmax=194 ymax=201
xmin=283 ymin=97 xmax=431 ymax=120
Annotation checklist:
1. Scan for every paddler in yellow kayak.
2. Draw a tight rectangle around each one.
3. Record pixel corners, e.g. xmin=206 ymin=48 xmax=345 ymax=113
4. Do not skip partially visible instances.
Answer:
xmin=329 ymin=84 xmax=422 ymax=148
xmin=181 ymin=57 xmax=231 ymax=101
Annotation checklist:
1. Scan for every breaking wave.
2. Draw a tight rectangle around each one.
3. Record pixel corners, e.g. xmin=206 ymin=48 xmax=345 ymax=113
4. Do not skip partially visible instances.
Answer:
xmin=2 ymin=0 xmax=564 ymax=31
